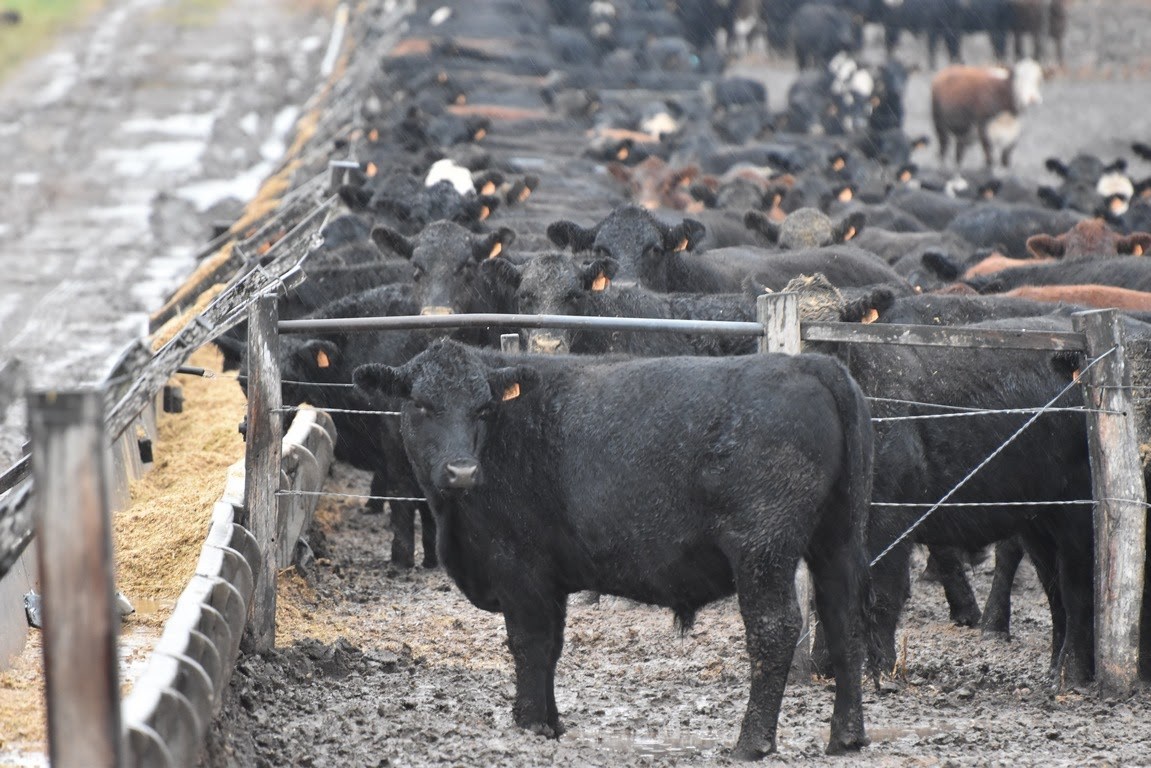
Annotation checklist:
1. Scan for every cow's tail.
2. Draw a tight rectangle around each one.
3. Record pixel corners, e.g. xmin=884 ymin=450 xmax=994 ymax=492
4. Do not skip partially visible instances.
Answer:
xmin=826 ymin=355 xmax=881 ymax=685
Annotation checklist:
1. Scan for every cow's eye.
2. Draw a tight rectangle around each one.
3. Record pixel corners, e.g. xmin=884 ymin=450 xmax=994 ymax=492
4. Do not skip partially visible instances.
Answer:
xmin=476 ymin=403 xmax=496 ymax=421
xmin=412 ymin=400 xmax=432 ymax=415
xmin=412 ymin=265 xmax=425 ymax=281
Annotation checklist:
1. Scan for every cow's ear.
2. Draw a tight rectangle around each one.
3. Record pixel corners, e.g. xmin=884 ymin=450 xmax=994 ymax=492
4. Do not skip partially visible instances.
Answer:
xmin=297 ymin=340 xmax=342 ymax=372
xmin=337 ymin=185 xmax=373 ymax=211
xmin=833 ymin=211 xmax=865 ymax=243
xmin=505 ymin=176 xmax=537 ymax=205
xmin=547 ymin=220 xmax=596 ymax=251
xmin=1026 ymin=233 xmax=1064 ymax=259
xmin=353 ymin=363 xmax=411 ymax=399
xmin=1045 ymin=158 xmax=1070 ymax=178
xmin=978 ymin=179 xmax=1001 ymax=199
xmin=1105 ymin=158 xmax=1128 ymax=174
xmin=487 ymin=366 xmax=538 ymax=402
xmin=1134 ymin=142 xmax=1151 ymax=161
xmin=921 ymin=250 xmax=961 ymax=281
xmin=910 ymin=135 xmax=930 ymax=151
xmin=1036 ymin=186 xmax=1064 ymax=210
xmin=483 ymin=256 xmax=523 ymax=290
xmin=841 ymin=285 xmax=896 ymax=323
xmin=1119 ymin=233 xmax=1151 ymax=257
xmin=664 ymin=219 xmax=705 ymax=252
xmin=473 ymin=227 xmax=517 ymax=261
xmin=471 ymin=195 xmax=500 ymax=222
xmin=744 ymin=210 xmax=780 ymax=243
xmin=689 ymin=182 xmax=718 ymax=207
xmin=371 ymin=226 xmax=414 ymax=258
xmin=581 ymin=258 xmax=619 ymax=291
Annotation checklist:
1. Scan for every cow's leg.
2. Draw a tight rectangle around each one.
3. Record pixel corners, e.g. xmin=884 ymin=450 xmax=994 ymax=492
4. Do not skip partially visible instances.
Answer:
xmin=868 ymin=542 xmax=912 ymax=675
xmin=732 ymin=553 xmax=803 ymax=760
xmin=981 ymin=536 xmax=1024 ymax=636
xmin=1054 ymin=529 xmax=1094 ymax=686
xmin=366 ymin=471 xmax=386 ymax=514
xmin=418 ymin=504 xmax=438 ymax=568
xmin=807 ymin=545 xmax=869 ymax=754
xmin=928 ymin=545 xmax=981 ymax=626
xmin=504 ymin=599 xmax=566 ymax=737
xmin=976 ymin=125 xmax=994 ymax=169
xmin=1019 ymin=530 xmax=1065 ymax=671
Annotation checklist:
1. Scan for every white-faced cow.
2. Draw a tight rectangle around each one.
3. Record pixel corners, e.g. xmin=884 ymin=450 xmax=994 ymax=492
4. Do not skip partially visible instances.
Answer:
xmin=930 ymin=59 xmax=1044 ymax=169
xmin=354 ymin=338 xmax=875 ymax=759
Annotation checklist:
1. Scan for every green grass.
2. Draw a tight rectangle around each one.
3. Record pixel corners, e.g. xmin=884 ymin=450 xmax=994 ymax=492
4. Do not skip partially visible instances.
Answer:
xmin=0 ymin=0 xmax=104 ymax=82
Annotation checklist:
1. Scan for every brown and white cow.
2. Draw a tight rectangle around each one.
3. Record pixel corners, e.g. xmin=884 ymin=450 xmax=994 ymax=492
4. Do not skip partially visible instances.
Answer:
xmin=930 ymin=59 xmax=1044 ymax=169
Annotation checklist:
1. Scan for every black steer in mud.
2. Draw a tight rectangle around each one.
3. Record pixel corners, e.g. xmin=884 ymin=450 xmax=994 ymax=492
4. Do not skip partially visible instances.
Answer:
xmin=354 ymin=339 xmax=876 ymax=759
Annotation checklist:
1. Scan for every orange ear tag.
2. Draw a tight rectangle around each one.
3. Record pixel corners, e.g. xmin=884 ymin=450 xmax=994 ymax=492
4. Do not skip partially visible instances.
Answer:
xmin=832 ymin=157 xmax=845 ymax=171
xmin=366 ymin=162 xmax=378 ymax=178
xmin=488 ymin=242 xmax=503 ymax=259
xmin=474 ymin=128 xmax=487 ymax=141
xmin=316 ymin=349 xmax=331 ymax=369
xmin=899 ymin=169 xmax=912 ymax=182
xmin=838 ymin=187 xmax=853 ymax=202
xmin=843 ymin=226 xmax=857 ymax=241
xmin=1134 ymin=245 xmax=1145 ymax=256
xmin=591 ymin=272 xmax=610 ymax=291
xmin=617 ymin=147 xmax=630 ymax=160
xmin=674 ymin=237 xmax=689 ymax=252
xmin=502 ymin=383 xmax=521 ymax=401
xmin=479 ymin=205 xmax=490 ymax=220
xmin=368 ymin=129 xmax=380 ymax=142
xmin=861 ymin=308 xmax=879 ymax=324
xmin=518 ymin=186 xmax=532 ymax=202
xmin=481 ymin=181 xmax=497 ymax=195
xmin=456 ymin=94 xmax=467 ymax=105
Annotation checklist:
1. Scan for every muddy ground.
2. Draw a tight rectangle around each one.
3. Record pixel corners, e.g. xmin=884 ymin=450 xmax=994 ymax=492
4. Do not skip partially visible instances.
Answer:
xmin=195 ymin=2 xmax=1151 ymax=767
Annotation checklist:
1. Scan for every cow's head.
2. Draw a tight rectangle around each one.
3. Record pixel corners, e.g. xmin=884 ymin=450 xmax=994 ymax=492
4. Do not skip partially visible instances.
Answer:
xmin=547 ymin=205 xmax=705 ymax=291
xmin=354 ymin=340 xmax=537 ymax=493
xmin=488 ymin=252 xmax=618 ymax=354
xmin=372 ymin=221 xmax=515 ymax=315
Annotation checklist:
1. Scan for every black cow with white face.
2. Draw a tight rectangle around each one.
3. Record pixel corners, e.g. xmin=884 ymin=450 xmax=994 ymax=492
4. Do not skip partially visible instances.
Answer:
xmin=354 ymin=338 xmax=875 ymax=759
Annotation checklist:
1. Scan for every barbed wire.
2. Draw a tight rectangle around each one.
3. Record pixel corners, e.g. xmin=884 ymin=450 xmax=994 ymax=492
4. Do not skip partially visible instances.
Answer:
xmin=274 ymin=405 xmax=400 ymax=417
xmin=872 ymin=406 xmax=1110 ymax=422
xmin=867 ymin=345 xmax=1118 ymax=569
xmin=277 ymin=490 xmax=426 ymax=503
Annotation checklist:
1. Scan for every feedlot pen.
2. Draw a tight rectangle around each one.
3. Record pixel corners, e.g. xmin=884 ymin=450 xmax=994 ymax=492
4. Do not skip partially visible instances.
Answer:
xmin=3 ymin=0 xmax=1151 ymax=765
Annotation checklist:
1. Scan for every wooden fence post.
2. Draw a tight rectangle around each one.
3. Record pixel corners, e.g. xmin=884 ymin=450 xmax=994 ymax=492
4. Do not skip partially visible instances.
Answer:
xmin=243 ymin=294 xmax=283 ymax=653
xmin=29 ymin=388 xmax=123 ymax=767
xmin=758 ymin=293 xmax=814 ymax=677
xmin=1073 ymin=309 xmax=1146 ymax=695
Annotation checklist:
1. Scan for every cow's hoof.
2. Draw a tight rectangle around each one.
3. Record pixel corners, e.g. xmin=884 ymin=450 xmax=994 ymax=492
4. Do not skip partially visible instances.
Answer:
xmin=421 ymin=555 xmax=439 ymax=569
xmin=390 ymin=550 xmax=415 ymax=569
xmin=825 ymin=732 xmax=869 ymax=755
xmin=731 ymin=736 xmax=775 ymax=761
xmin=522 ymin=722 xmax=560 ymax=739
xmin=951 ymin=607 xmax=981 ymax=627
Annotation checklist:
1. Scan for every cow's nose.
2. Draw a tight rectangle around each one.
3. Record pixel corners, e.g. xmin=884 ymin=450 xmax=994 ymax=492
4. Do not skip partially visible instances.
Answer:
xmin=530 ymin=334 xmax=564 ymax=354
xmin=421 ymin=306 xmax=454 ymax=316
xmin=445 ymin=459 xmax=479 ymax=489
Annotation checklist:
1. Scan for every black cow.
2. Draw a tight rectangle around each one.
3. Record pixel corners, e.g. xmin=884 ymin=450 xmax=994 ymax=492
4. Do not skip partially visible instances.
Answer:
xmin=789 ymin=4 xmax=860 ymax=69
xmin=353 ymin=338 xmax=875 ymax=758
xmin=945 ymin=203 xmax=1084 ymax=258
xmin=966 ymin=255 xmax=1151 ymax=294
xmin=248 ymin=284 xmax=438 ymax=570
xmin=489 ymin=252 xmax=757 ymax=355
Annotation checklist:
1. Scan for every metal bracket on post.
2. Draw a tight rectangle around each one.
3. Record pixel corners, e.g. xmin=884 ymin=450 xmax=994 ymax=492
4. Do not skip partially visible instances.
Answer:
xmin=1073 ymin=309 xmax=1146 ymax=695
xmin=29 ymin=387 xmax=124 ymax=767
xmin=328 ymin=160 xmax=360 ymax=194
xmin=500 ymin=333 xmax=520 ymax=354
xmin=242 ymin=294 xmax=283 ymax=654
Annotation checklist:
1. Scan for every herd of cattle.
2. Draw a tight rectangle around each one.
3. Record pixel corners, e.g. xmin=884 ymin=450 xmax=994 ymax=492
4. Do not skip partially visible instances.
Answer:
xmin=220 ymin=0 xmax=1151 ymax=758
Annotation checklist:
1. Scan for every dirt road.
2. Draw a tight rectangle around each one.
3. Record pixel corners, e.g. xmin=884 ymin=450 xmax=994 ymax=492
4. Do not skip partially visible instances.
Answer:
xmin=0 ymin=0 xmax=334 ymax=466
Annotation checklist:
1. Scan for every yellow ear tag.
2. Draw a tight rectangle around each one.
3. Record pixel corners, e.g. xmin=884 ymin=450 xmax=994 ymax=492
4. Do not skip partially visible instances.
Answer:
xmin=838 ymin=187 xmax=853 ymax=202
xmin=617 ymin=146 xmax=630 ymax=160
xmin=518 ymin=186 xmax=532 ymax=202
xmin=502 ymin=383 xmax=520 ymax=401
xmin=1111 ymin=197 xmax=1126 ymax=213
xmin=832 ymin=157 xmax=845 ymax=171
xmin=488 ymin=242 xmax=503 ymax=259
xmin=844 ymin=226 xmax=857 ymax=241
xmin=674 ymin=237 xmax=689 ymax=252
xmin=366 ymin=162 xmax=378 ymax=178
xmin=479 ymin=205 xmax=491 ymax=220
xmin=316 ymin=349 xmax=331 ymax=369
xmin=899 ymin=169 xmax=912 ymax=182
xmin=862 ymin=308 xmax=879 ymax=324
xmin=481 ymin=181 xmax=497 ymax=195
xmin=591 ymin=272 xmax=610 ymax=291
xmin=368 ymin=129 xmax=380 ymax=142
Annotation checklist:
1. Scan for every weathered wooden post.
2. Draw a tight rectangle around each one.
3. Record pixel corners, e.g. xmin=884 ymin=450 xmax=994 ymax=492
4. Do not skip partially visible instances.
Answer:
xmin=243 ymin=294 xmax=283 ymax=653
xmin=758 ymin=293 xmax=814 ymax=676
xmin=29 ymin=388 xmax=124 ymax=767
xmin=1073 ymin=309 xmax=1147 ymax=695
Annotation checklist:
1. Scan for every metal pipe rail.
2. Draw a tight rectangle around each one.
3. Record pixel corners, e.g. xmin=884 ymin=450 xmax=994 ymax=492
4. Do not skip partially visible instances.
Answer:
xmin=279 ymin=313 xmax=765 ymax=336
